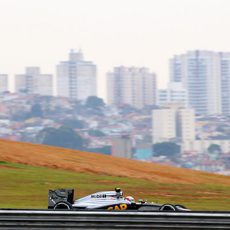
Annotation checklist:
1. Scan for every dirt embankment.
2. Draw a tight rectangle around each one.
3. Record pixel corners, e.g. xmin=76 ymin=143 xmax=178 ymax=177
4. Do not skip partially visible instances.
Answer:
xmin=0 ymin=139 xmax=229 ymax=185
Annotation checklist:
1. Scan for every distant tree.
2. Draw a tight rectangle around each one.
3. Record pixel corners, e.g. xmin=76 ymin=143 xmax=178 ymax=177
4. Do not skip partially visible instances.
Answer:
xmin=88 ymin=146 xmax=111 ymax=155
xmin=19 ymin=89 xmax=28 ymax=94
xmin=36 ymin=127 xmax=56 ymax=144
xmin=1 ymin=91 xmax=10 ymax=95
xmin=85 ymin=96 xmax=105 ymax=108
xmin=119 ymin=104 xmax=139 ymax=115
xmin=87 ymin=129 xmax=105 ymax=137
xmin=208 ymin=144 xmax=222 ymax=154
xmin=40 ymin=95 xmax=53 ymax=102
xmin=36 ymin=126 xmax=87 ymax=150
xmin=30 ymin=104 xmax=43 ymax=117
xmin=153 ymin=142 xmax=181 ymax=161
xmin=11 ymin=108 xmax=31 ymax=121
xmin=216 ymin=125 xmax=226 ymax=133
xmin=61 ymin=119 xmax=86 ymax=129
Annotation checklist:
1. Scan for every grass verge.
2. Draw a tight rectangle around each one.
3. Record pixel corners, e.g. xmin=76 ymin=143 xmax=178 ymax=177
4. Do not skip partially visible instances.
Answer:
xmin=0 ymin=162 xmax=229 ymax=210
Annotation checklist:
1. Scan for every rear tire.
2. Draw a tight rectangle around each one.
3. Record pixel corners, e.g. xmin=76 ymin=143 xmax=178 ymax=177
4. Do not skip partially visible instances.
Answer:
xmin=53 ymin=201 xmax=72 ymax=210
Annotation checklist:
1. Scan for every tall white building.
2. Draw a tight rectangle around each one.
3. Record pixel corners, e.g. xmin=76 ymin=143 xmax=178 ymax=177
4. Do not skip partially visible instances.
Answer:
xmin=107 ymin=66 xmax=157 ymax=109
xmin=15 ymin=67 xmax=53 ymax=96
xmin=0 ymin=74 xmax=8 ymax=93
xmin=157 ymin=82 xmax=188 ymax=107
xmin=152 ymin=109 xmax=176 ymax=143
xmin=152 ymin=107 xmax=195 ymax=143
xmin=176 ymin=109 xmax=196 ymax=141
xmin=170 ymin=50 xmax=230 ymax=115
xmin=56 ymin=50 xmax=97 ymax=100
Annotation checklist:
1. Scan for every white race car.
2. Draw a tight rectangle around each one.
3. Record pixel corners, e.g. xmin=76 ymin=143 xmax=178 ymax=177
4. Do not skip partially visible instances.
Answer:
xmin=48 ymin=188 xmax=190 ymax=212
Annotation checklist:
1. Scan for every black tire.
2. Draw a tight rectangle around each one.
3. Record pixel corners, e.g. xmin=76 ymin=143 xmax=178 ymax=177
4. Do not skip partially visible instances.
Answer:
xmin=53 ymin=201 xmax=72 ymax=210
xmin=159 ymin=204 xmax=176 ymax=212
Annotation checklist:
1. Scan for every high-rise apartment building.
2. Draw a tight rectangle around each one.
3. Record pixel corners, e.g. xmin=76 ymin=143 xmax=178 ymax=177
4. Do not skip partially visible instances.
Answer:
xmin=157 ymin=82 xmax=188 ymax=107
xmin=220 ymin=52 xmax=230 ymax=114
xmin=56 ymin=50 xmax=97 ymax=100
xmin=15 ymin=67 xmax=53 ymax=96
xmin=152 ymin=107 xmax=195 ymax=143
xmin=170 ymin=50 xmax=230 ymax=115
xmin=0 ymin=74 xmax=8 ymax=93
xmin=176 ymin=109 xmax=196 ymax=141
xmin=107 ymin=66 xmax=157 ymax=109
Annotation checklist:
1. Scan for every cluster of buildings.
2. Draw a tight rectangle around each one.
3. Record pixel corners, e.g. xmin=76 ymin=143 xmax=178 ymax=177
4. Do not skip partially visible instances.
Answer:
xmin=0 ymin=93 xmax=152 ymax=154
xmin=108 ymin=50 xmax=230 ymax=115
xmin=0 ymin=50 xmax=97 ymax=101
xmin=152 ymin=105 xmax=230 ymax=155
xmin=0 ymin=93 xmax=229 ymax=174
xmin=1 ymin=49 xmax=230 ymax=173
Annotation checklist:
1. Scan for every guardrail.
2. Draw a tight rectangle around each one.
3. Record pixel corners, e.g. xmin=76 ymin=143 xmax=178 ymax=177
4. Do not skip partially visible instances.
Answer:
xmin=0 ymin=210 xmax=230 ymax=229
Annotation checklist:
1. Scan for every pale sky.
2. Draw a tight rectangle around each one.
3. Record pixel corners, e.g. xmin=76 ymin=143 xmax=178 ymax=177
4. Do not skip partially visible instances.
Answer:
xmin=1 ymin=0 xmax=230 ymax=99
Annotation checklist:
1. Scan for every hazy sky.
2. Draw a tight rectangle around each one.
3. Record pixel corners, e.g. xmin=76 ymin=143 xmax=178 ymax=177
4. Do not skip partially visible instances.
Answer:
xmin=1 ymin=0 xmax=230 ymax=98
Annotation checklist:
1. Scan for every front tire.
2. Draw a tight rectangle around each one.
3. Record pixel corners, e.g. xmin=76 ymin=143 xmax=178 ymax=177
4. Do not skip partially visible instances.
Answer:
xmin=159 ymin=204 xmax=176 ymax=212
xmin=53 ymin=201 xmax=72 ymax=210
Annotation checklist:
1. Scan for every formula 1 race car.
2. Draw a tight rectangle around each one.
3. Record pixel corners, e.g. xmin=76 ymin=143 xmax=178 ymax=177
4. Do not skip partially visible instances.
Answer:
xmin=48 ymin=188 xmax=190 ymax=212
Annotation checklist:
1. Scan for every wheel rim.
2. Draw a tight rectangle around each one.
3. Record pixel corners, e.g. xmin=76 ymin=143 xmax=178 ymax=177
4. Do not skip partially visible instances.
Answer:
xmin=54 ymin=202 xmax=71 ymax=210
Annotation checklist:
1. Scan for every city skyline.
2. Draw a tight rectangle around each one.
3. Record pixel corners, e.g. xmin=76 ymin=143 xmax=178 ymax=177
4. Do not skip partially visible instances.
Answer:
xmin=1 ymin=0 xmax=230 ymax=99
xmin=2 ymin=49 xmax=229 ymax=122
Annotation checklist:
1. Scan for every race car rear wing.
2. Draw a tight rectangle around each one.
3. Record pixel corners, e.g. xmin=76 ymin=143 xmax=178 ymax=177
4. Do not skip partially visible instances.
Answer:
xmin=48 ymin=189 xmax=74 ymax=209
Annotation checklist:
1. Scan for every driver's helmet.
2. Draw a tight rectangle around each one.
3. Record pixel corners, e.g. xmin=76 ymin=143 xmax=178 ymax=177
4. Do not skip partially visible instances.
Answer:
xmin=125 ymin=196 xmax=135 ymax=203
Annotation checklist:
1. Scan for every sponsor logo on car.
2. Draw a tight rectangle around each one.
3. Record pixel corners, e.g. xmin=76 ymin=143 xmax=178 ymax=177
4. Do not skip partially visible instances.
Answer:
xmin=107 ymin=204 xmax=127 ymax=210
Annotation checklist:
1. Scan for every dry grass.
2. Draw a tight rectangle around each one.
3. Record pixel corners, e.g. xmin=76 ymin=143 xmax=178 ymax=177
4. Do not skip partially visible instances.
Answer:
xmin=0 ymin=139 xmax=230 ymax=185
